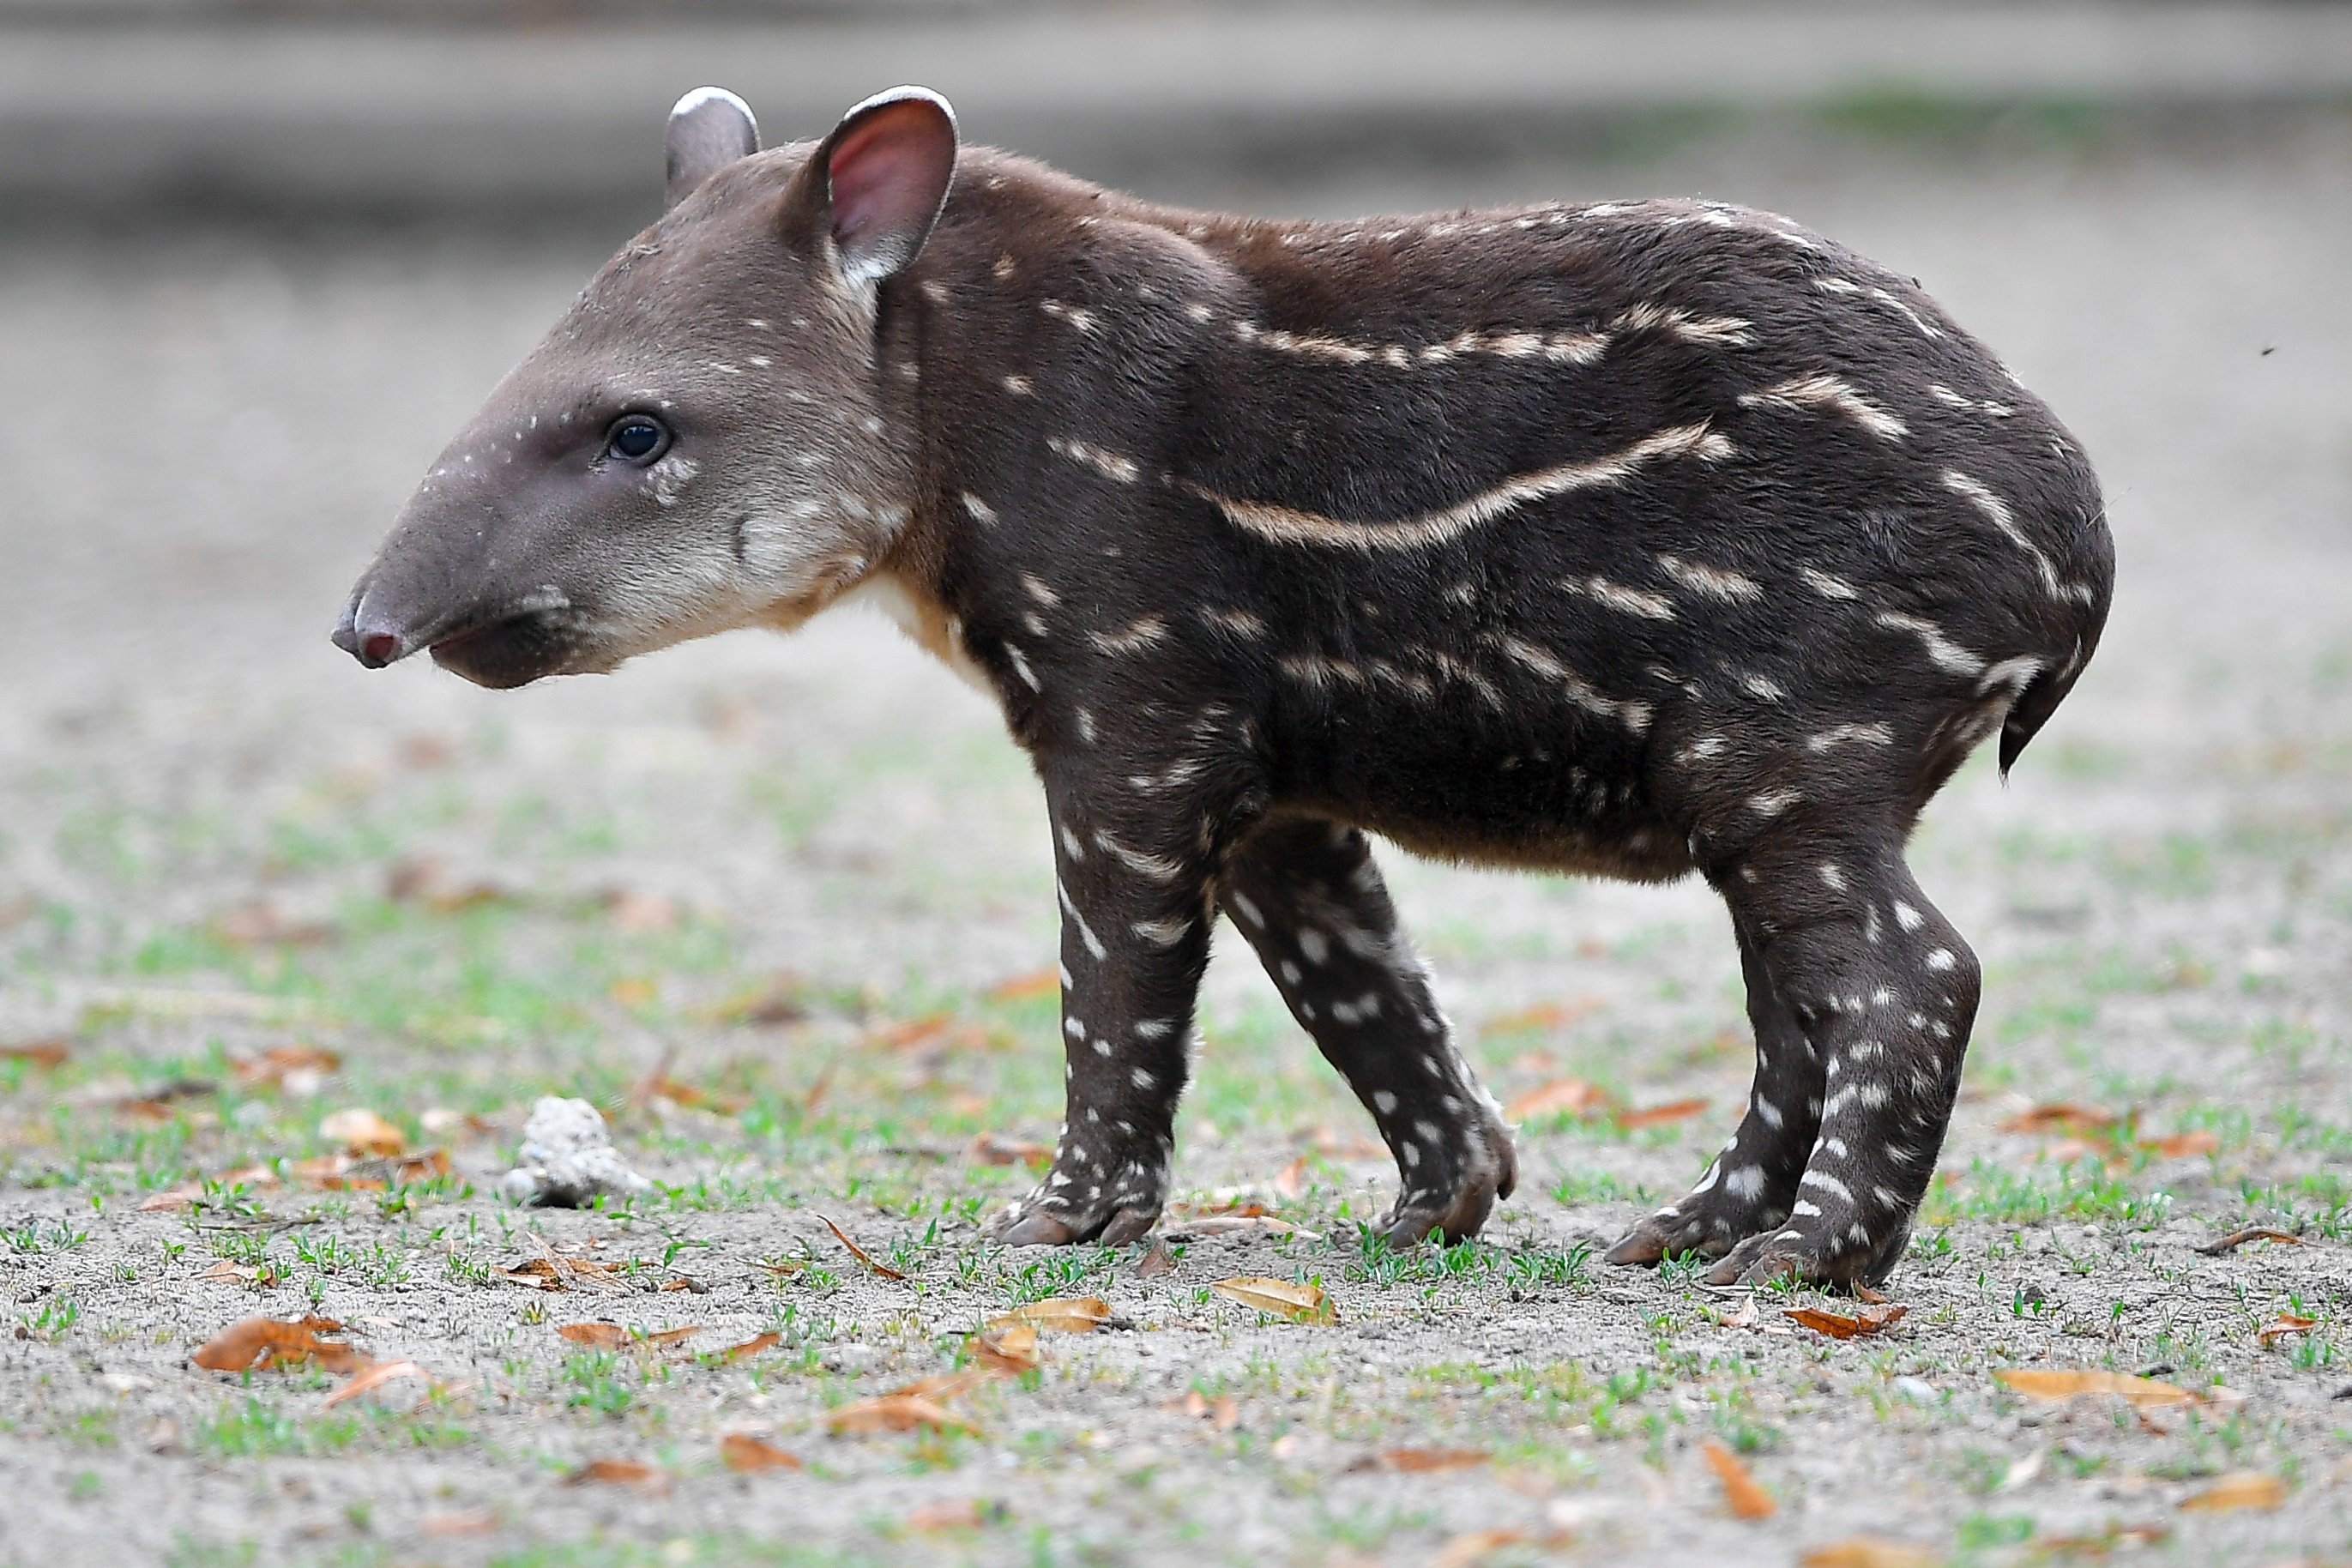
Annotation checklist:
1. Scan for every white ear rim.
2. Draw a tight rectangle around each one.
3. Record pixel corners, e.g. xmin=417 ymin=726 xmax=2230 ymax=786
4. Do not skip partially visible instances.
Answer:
xmin=671 ymin=86 xmax=758 ymax=140
xmin=839 ymin=83 xmax=956 ymax=138
xmin=824 ymin=86 xmax=959 ymax=287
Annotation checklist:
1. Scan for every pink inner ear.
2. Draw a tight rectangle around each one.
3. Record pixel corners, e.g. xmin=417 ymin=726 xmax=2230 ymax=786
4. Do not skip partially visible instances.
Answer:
xmin=828 ymin=100 xmax=954 ymax=263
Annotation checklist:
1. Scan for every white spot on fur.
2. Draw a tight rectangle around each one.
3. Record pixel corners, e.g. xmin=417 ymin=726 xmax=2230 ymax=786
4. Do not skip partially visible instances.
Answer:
xmin=1874 ymin=611 xmax=1987 ymax=677
xmin=1657 ymin=555 xmax=1763 ymax=602
xmin=1738 ymin=373 xmax=1909 ymax=440
xmin=1047 ymin=436 xmax=1141 ymax=484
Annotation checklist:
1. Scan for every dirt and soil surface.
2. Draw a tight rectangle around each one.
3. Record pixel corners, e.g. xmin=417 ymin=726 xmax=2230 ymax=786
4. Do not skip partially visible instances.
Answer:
xmin=2 ymin=121 xmax=2349 ymax=1566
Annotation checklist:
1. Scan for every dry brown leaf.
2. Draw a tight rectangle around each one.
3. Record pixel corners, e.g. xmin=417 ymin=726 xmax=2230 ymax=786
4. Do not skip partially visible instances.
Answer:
xmin=190 ymin=1316 xmax=366 ymax=1374
xmin=986 ymin=1297 xmax=1112 ymax=1335
xmin=199 ymin=1260 xmax=264 ymax=1286
xmin=1994 ymin=1368 xmax=2197 ymax=1410
xmin=2145 ymin=1130 xmax=2218 ymax=1159
xmin=557 ymin=1323 xmax=627 ymax=1349
xmin=964 ymin=1132 xmax=1051 ymax=1169
xmin=1785 ymin=1304 xmax=1908 ymax=1340
xmin=709 ymin=974 xmax=811 ymax=1027
xmin=1481 ymin=998 xmax=1603 ymax=1037
xmin=1209 ymin=1277 xmax=1335 ymax=1324
xmin=600 ymin=889 xmax=680 ymax=932
xmin=2178 ymin=1470 xmax=2285 ymax=1512
xmin=1432 ymin=1529 xmax=1527 ymax=1568
xmin=819 ymin=1215 xmax=907 ymax=1280
xmin=388 ymin=858 xmax=515 ymax=913
xmin=1134 ymin=1240 xmax=1177 ymax=1279
xmin=231 ymin=1044 xmax=341 ymax=1090
xmin=969 ymin=1324 xmax=1042 ymax=1375
xmin=891 ymin=1368 xmax=997 ymax=1402
xmin=213 ymin=903 xmax=337 ymax=948
xmin=0 ymin=1038 xmax=70 ymax=1070
xmin=323 ymin=1359 xmax=429 ymax=1408
xmin=1167 ymin=1215 xmax=1315 ymax=1240
xmin=1618 ymin=1098 xmax=1709 ymax=1131
xmin=1270 ymin=1155 xmax=1311 ymax=1199
xmin=1799 ymin=1540 xmax=1939 ymax=1568
xmin=1505 ymin=1077 xmax=1611 ymax=1120
xmin=718 ymin=1432 xmax=802 ymax=1472
xmin=985 ymin=968 xmax=1059 ymax=1003
xmin=2197 ymin=1226 xmax=2302 ymax=1256
xmin=318 ymin=1107 xmax=405 ymax=1156
xmin=717 ymin=1331 xmax=781 ymax=1362
xmin=2000 ymin=1102 xmax=2117 ymax=1135
xmin=1164 ymin=1390 xmax=1242 ymax=1430
xmin=826 ymin=1394 xmax=974 ymax=1435
xmin=2256 ymin=1313 xmax=2317 ymax=1348
xmin=420 ymin=1510 xmax=498 ymax=1537
xmin=906 ymin=1499 xmax=994 ymax=1531
xmin=566 ymin=1458 xmax=665 ymax=1488
xmin=1381 ymin=1448 xmax=1488 ymax=1474
xmin=292 ymin=1148 xmax=449 ymax=1191
xmin=1702 ymin=1441 xmax=1776 ymax=1520
xmin=2039 ymin=1524 xmax=2169 ymax=1556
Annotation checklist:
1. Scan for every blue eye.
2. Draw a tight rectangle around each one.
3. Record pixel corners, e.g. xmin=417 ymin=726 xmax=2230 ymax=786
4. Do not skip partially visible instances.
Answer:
xmin=606 ymin=416 xmax=668 ymax=463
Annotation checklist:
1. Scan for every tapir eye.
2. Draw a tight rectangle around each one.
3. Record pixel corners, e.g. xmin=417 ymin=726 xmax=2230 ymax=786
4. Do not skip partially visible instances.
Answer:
xmin=604 ymin=415 xmax=670 ymax=465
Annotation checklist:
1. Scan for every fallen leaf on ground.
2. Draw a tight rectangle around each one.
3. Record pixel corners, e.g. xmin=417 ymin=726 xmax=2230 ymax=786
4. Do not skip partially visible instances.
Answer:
xmin=1994 ymin=1368 xmax=2197 ymax=1410
xmin=2178 ymin=1470 xmax=2285 ymax=1512
xmin=421 ymin=1510 xmax=498 ymax=1537
xmin=231 ymin=1044 xmax=341 ymax=1091
xmin=419 ymin=1107 xmax=499 ymax=1138
xmin=388 ymin=858 xmax=515 ymax=913
xmin=1270 ymin=1155 xmax=1311 ymax=1199
xmin=826 ymin=1394 xmax=974 ymax=1435
xmin=558 ymin=1323 xmax=697 ymax=1352
xmin=2000 ymin=1102 xmax=2117 ymax=1135
xmin=1799 ymin=1540 xmax=1938 ymax=1568
xmin=1134 ymin=1239 xmax=1177 ymax=1278
xmin=190 ymin=1316 xmax=365 ymax=1373
xmin=1167 ymin=1215 xmax=1316 ymax=1240
xmin=1505 ymin=1077 xmax=1611 ymax=1120
xmin=1786 ymin=1304 xmax=1908 ymax=1340
xmin=213 ymin=902 xmax=337 ymax=948
xmin=709 ymin=974 xmax=811 ymax=1026
xmin=566 ymin=1459 xmax=665 ymax=1487
xmin=2039 ymin=1524 xmax=2169 ymax=1555
xmin=907 ymin=1499 xmax=998 ymax=1530
xmin=964 ymin=1132 xmax=1051 ymax=1168
xmin=1432 ymin=1529 xmax=1527 ymax=1568
xmin=1702 ymin=1441 xmax=1776 ymax=1520
xmin=318 ymin=1107 xmax=405 ymax=1156
xmin=1378 ymin=1448 xmax=1488 ymax=1474
xmin=198 ymin=1260 xmax=266 ymax=1287
xmin=2146 ymin=1131 xmax=2218 ymax=1159
xmin=1165 ymin=1390 xmax=1241 ymax=1430
xmin=986 ymin=1297 xmax=1112 ymax=1334
xmin=984 ymin=968 xmax=1059 ymax=1002
xmin=1210 ymin=1277 xmax=1335 ymax=1324
xmin=2196 ymin=1226 xmax=2301 ymax=1256
xmin=717 ymin=1331 xmax=781 ymax=1362
xmin=291 ymin=1148 xmax=449 ymax=1191
xmin=1617 ymin=1098 xmax=1709 ymax=1131
xmin=2 ymin=1039 xmax=70 ymax=1070
xmin=2256 ymin=1313 xmax=2317 ymax=1348
xmin=141 ymin=1164 xmax=281 ymax=1212
xmin=323 ymin=1359 xmax=430 ymax=1408
xmin=892 ymin=1368 xmax=997 ymax=1402
xmin=718 ymin=1432 xmax=802 ymax=1471
xmin=600 ymin=889 xmax=680 ymax=932
xmin=1481 ymin=998 xmax=1603 ymax=1036
xmin=820 ymin=1215 xmax=906 ymax=1280
xmin=969 ymin=1324 xmax=1041 ymax=1374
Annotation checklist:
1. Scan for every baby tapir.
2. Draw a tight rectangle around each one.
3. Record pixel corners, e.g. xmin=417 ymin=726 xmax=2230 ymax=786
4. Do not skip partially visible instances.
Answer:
xmin=334 ymin=84 xmax=2113 ymax=1285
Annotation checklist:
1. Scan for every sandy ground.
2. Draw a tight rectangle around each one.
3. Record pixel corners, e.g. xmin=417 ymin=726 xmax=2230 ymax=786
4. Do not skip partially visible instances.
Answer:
xmin=3 ymin=124 xmax=2351 ymax=1565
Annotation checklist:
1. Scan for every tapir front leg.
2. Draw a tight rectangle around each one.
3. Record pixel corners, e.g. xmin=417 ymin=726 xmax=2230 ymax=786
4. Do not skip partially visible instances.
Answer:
xmin=1217 ymin=817 xmax=1517 ymax=1246
xmin=990 ymin=782 xmax=1216 ymax=1247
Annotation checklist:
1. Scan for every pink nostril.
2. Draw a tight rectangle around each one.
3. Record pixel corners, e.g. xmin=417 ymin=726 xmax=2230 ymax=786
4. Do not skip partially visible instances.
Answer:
xmin=360 ymin=632 xmax=402 ymax=666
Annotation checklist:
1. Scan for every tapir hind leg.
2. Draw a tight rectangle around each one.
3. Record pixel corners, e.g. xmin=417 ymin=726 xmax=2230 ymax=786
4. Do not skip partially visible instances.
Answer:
xmin=1216 ymin=816 xmax=1516 ymax=1246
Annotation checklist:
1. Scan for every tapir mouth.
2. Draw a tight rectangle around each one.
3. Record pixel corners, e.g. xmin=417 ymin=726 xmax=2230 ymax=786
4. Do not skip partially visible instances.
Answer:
xmin=426 ymin=610 xmax=576 ymax=690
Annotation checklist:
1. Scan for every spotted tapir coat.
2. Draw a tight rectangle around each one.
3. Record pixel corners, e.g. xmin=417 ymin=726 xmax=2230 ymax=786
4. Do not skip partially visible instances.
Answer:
xmin=335 ymin=87 xmax=2114 ymax=1285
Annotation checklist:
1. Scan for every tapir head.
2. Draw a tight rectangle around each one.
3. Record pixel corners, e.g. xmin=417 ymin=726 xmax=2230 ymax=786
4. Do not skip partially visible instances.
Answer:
xmin=333 ymin=86 xmax=957 ymax=688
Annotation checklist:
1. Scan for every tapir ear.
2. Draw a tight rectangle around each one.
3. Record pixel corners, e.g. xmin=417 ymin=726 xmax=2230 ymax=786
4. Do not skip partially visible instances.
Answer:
xmin=783 ymin=87 xmax=957 ymax=286
xmin=666 ymin=87 xmax=759 ymax=212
